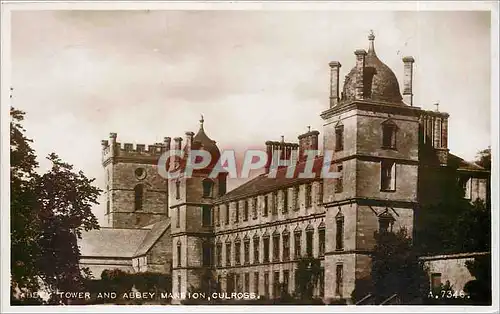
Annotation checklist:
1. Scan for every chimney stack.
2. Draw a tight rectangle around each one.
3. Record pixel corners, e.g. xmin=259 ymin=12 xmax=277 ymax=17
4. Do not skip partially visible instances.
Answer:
xmin=402 ymin=56 xmax=415 ymax=106
xmin=185 ymin=131 xmax=194 ymax=151
xmin=298 ymin=129 xmax=320 ymax=162
xmin=329 ymin=61 xmax=341 ymax=107
xmin=354 ymin=49 xmax=367 ymax=100
xmin=163 ymin=137 xmax=171 ymax=153
xmin=173 ymin=137 xmax=183 ymax=151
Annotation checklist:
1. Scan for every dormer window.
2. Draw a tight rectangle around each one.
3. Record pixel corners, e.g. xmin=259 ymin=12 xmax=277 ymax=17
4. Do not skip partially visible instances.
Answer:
xmin=378 ymin=211 xmax=395 ymax=233
xmin=382 ymin=120 xmax=398 ymax=149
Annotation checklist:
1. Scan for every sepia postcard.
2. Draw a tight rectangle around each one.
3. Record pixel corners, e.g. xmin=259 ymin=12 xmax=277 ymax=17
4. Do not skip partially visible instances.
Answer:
xmin=1 ymin=1 xmax=498 ymax=313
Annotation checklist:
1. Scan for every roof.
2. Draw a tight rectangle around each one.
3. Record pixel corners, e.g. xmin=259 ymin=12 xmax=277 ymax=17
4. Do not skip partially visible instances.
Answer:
xmin=342 ymin=33 xmax=404 ymax=105
xmin=133 ymin=219 xmax=171 ymax=257
xmin=79 ymin=227 xmax=150 ymax=258
xmin=192 ymin=117 xmax=221 ymax=164
xmin=216 ymin=156 xmax=325 ymax=203
xmin=448 ymin=153 xmax=487 ymax=172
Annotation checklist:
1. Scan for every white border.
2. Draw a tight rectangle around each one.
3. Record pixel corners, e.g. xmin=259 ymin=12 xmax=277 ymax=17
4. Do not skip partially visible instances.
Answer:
xmin=1 ymin=1 xmax=499 ymax=313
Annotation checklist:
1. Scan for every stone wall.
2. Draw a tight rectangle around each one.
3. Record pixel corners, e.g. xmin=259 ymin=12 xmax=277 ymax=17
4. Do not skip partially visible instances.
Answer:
xmin=107 ymin=162 xmax=168 ymax=228
xmin=420 ymin=252 xmax=489 ymax=292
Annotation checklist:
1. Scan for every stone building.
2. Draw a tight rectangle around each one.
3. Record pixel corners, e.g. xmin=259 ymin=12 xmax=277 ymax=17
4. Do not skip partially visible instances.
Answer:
xmin=78 ymin=33 xmax=489 ymax=303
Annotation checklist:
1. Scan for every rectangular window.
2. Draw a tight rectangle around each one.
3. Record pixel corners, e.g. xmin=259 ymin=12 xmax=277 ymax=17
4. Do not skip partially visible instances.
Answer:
xmin=335 ymin=125 xmax=344 ymax=152
xmin=175 ymin=181 xmax=180 ymax=200
xmin=253 ymin=237 xmax=260 ymax=264
xmin=306 ymin=230 xmax=314 ymax=257
xmin=263 ymin=195 xmax=269 ymax=217
xmin=293 ymin=186 xmax=300 ymax=211
xmin=245 ymin=273 xmax=250 ymax=293
xmin=283 ymin=233 xmax=290 ymax=261
xmin=305 ymin=184 xmax=312 ymax=208
xmin=235 ymin=202 xmax=240 ymax=222
xmin=294 ymin=231 xmax=302 ymax=259
xmin=294 ymin=270 xmax=299 ymax=292
xmin=263 ymin=237 xmax=270 ymax=263
xmin=317 ymin=181 xmax=324 ymax=204
xmin=202 ymin=206 xmax=212 ymax=227
xmin=215 ymin=206 xmax=220 ymax=226
xmin=335 ymin=164 xmax=343 ymax=193
xmin=176 ymin=208 xmax=180 ymax=228
xmin=227 ymin=273 xmax=234 ymax=293
xmin=336 ymin=216 xmax=344 ymax=251
xmin=273 ymin=235 xmax=280 ymax=262
xmin=177 ymin=243 xmax=181 ymax=267
xmin=283 ymin=270 xmax=290 ymax=294
xmin=235 ymin=274 xmax=241 ymax=293
xmin=273 ymin=271 xmax=280 ymax=298
xmin=235 ymin=242 xmax=241 ymax=265
xmin=282 ymin=189 xmax=288 ymax=213
xmin=254 ymin=272 xmax=259 ymax=295
xmin=178 ymin=275 xmax=181 ymax=294
xmin=463 ymin=177 xmax=472 ymax=199
xmin=335 ymin=264 xmax=343 ymax=297
xmin=382 ymin=124 xmax=397 ymax=149
xmin=431 ymin=273 xmax=442 ymax=290
xmin=225 ymin=204 xmax=229 ymax=225
xmin=219 ymin=179 xmax=226 ymax=196
xmin=319 ymin=228 xmax=325 ymax=257
xmin=264 ymin=272 xmax=269 ymax=298
xmin=319 ymin=268 xmax=325 ymax=297
xmin=216 ymin=243 xmax=222 ymax=267
xmin=244 ymin=240 xmax=250 ymax=265
xmin=272 ymin=192 xmax=278 ymax=215
xmin=252 ymin=197 xmax=258 ymax=219
xmin=244 ymin=200 xmax=249 ymax=221
xmin=381 ymin=161 xmax=396 ymax=191
xmin=202 ymin=242 xmax=212 ymax=267
xmin=226 ymin=243 xmax=231 ymax=266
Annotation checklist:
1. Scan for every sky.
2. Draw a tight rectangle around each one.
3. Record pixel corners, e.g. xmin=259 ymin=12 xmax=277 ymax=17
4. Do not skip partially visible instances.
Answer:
xmin=10 ymin=10 xmax=492 ymax=225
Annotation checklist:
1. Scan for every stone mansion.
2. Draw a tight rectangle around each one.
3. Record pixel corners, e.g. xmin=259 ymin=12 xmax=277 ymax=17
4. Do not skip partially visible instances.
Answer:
xmin=79 ymin=33 xmax=489 ymax=303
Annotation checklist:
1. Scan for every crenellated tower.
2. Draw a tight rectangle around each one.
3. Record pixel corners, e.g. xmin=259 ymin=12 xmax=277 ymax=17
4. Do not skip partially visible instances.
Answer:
xmin=101 ymin=133 xmax=170 ymax=228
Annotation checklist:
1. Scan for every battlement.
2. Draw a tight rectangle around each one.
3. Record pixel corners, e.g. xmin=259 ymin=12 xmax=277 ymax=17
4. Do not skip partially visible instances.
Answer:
xmin=102 ymin=133 xmax=172 ymax=165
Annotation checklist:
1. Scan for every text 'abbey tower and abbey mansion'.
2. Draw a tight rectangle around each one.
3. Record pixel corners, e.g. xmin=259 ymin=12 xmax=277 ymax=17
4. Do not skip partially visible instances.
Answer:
xmin=79 ymin=33 xmax=489 ymax=303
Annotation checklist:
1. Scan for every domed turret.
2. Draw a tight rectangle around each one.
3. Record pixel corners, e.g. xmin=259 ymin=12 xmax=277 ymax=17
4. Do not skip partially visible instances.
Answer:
xmin=341 ymin=32 xmax=404 ymax=105
xmin=192 ymin=115 xmax=221 ymax=167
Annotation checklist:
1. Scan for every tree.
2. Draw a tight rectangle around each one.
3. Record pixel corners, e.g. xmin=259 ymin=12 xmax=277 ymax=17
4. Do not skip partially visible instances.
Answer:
xmin=294 ymin=257 xmax=322 ymax=301
xmin=475 ymin=147 xmax=491 ymax=170
xmin=464 ymin=255 xmax=491 ymax=305
xmin=10 ymin=108 xmax=101 ymax=305
xmin=370 ymin=227 xmax=428 ymax=304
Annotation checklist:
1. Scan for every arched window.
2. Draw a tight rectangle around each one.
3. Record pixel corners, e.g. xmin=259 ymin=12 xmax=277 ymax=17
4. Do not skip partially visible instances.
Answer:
xmin=134 ymin=184 xmax=144 ymax=211
xmin=202 ymin=179 xmax=214 ymax=198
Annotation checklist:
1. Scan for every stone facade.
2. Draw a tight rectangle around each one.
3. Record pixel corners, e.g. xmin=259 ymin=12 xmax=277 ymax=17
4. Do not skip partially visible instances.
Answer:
xmin=79 ymin=33 xmax=489 ymax=303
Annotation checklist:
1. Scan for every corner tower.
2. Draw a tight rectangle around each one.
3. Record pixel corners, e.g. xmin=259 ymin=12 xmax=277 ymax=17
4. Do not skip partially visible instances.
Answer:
xmin=101 ymin=133 xmax=170 ymax=228
xmin=321 ymin=32 xmax=421 ymax=301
